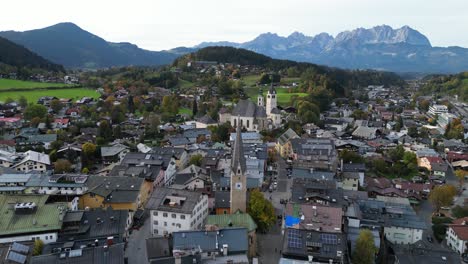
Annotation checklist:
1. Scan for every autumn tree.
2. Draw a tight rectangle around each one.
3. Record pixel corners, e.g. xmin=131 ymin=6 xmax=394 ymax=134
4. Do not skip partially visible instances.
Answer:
xmin=429 ymin=184 xmax=457 ymax=212
xmin=189 ymin=154 xmax=203 ymax=166
xmin=54 ymin=159 xmax=72 ymax=173
xmin=352 ymin=229 xmax=377 ymax=264
xmin=248 ymin=189 xmax=276 ymax=233
xmin=82 ymin=142 xmax=97 ymax=168
xmin=455 ymin=170 xmax=467 ymax=189
xmin=33 ymin=239 xmax=44 ymax=256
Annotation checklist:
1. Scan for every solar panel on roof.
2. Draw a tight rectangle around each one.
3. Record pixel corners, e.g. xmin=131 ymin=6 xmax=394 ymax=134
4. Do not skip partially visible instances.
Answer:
xmin=288 ymin=229 xmax=302 ymax=249
xmin=7 ymin=251 xmax=27 ymax=264
xmin=11 ymin=242 xmax=29 ymax=254
xmin=320 ymin=234 xmax=338 ymax=244
xmin=69 ymin=249 xmax=83 ymax=258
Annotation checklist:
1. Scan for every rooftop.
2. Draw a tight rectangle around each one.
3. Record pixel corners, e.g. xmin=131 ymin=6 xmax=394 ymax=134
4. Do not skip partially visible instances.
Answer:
xmin=146 ymin=187 xmax=204 ymax=214
xmin=0 ymin=194 xmax=65 ymax=237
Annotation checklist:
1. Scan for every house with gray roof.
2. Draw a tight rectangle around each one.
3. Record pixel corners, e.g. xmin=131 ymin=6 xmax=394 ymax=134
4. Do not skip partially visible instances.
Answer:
xmin=146 ymin=187 xmax=209 ymax=235
xmin=101 ymin=143 xmax=129 ymax=164
xmin=172 ymin=227 xmax=248 ymax=261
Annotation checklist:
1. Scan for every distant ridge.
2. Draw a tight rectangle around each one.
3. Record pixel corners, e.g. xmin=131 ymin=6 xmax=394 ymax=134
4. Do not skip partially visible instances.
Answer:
xmin=0 ymin=36 xmax=64 ymax=72
xmin=0 ymin=22 xmax=180 ymax=69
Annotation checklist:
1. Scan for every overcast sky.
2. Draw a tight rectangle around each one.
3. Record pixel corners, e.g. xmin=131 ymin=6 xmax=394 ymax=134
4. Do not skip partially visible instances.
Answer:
xmin=1 ymin=0 xmax=467 ymax=50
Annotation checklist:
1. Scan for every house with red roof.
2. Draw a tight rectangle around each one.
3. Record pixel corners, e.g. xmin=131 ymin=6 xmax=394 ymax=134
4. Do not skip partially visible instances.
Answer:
xmin=446 ymin=217 xmax=468 ymax=255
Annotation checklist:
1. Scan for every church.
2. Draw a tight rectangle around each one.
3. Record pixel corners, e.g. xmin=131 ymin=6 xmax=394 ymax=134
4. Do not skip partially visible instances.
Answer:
xmin=230 ymin=120 xmax=247 ymax=213
xmin=219 ymin=84 xmax=282 ymax=132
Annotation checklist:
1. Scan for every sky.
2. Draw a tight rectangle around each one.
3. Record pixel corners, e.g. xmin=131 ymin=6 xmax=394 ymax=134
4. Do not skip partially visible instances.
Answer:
xmin=1 ymin=0 xmax=467 ymax=50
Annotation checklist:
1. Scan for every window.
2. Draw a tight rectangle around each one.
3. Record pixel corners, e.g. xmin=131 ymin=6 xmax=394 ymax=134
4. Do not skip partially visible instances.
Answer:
xmin=247 ymin=120 xmax=250 ymax=128
xmin=154 ymin=229 xmax=158 ymax=234
xmin=153 ymin=212 xmax=158 ymax=216
xmin=180 ymin=215 xmax=186 ymax=219
xmin=172 ymin=214 xmax=176 ymax=219
xmin=163 ymin=213 xmax=168 ymax=217
xmin=164 ymin=222 xmax=167 ymax=226
xmin=154 ymin=220 xmax=158 ymax=225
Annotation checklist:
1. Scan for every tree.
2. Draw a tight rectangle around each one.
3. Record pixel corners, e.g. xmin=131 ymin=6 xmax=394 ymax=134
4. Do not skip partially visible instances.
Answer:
xmin=192 ymin=98 xmax=198 ymax=117
xmin=82 ymin=142 xmax=97 ymax=167
xmin=455 ymin=170 xmax=467 ymax=189
xmin=189 ymin=154 xmax=203 ymax=166
xmin=24 ymin=104 xmax=47 ymax=120
xmin=4 ymin=97 xmax=14 ymax=104
xmin=339 ymin=150 xmax=364 ymax=163
xmin=54 ymin=159 xmax=72 ymax=173
xmin=247 ymin=189 xmax=276 ymax=233
xmin=50 ymin=99 xmax=63 ymax=113
xmin=19 ymin=95 xmax=28 ymax=108
xmin=352 ymin=229 xmax=377 ymax=264
xmin=98 ymin=120 xmax=113 ymax=142
xmin=33 ymin=239 xmax=44 ymax=256
xmin=429 ymin=184 xmax=457 ymax=212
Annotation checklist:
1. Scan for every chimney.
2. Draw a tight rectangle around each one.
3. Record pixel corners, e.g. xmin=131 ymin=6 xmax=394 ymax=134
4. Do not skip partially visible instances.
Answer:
xmin=463 ymin=221 xmax=467 ymax=225
xmin=222 ymin=244 xmax=228 ymax=256
xmin=313 ymin=206 xmax=317 ymax=217
xmin=308 ymin=256 xmax=313 ymax=263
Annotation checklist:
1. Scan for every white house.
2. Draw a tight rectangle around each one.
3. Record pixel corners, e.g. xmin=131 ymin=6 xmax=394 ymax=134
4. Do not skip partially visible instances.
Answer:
xmin=12 ymin=150 xmax=50 ymax=173
xmin=446 ymin=217 xmax=468 ymax=255
xmin=146 ymin=187 xmax=209 ymax=236
xmin=428 ymin=104 xmax=448 ymax=116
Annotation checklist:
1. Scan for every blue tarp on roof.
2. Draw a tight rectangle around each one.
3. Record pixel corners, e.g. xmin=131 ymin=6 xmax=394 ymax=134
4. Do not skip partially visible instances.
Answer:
xmin=285 ymin=216 xmax=301 ymax=227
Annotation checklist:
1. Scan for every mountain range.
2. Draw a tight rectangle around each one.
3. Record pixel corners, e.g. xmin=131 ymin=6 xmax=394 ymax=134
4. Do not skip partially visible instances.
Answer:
xmin=0 ymin=23 xmax=182 ymax=69
xmin=0 ymin=23 xmax=467 ymax=73
xmin=197 ymin=25 xmax=468 ymax=73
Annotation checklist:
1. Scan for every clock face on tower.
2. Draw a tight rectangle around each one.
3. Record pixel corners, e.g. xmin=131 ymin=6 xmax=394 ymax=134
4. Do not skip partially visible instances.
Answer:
xmin=235 ymin=182 xmax=243 ymax=190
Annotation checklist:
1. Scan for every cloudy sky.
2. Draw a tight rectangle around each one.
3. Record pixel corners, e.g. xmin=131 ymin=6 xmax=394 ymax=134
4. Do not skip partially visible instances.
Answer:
xmin=1 ymin=0 xmax=467 ymax=50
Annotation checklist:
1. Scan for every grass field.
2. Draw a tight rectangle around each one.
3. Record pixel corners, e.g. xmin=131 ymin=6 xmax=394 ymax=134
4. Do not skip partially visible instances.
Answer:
xmin=178 ymin=107 xmax=193 ymax=116
xmin=0 ymin=79 xmax=73 ymax=90
xmin=245 ymin=87 xmax=308 ymax=106
xmin=177 ymin=79 xmax=194 ymax=89
xmin=0 ymin=88 xmax=100 ymax=103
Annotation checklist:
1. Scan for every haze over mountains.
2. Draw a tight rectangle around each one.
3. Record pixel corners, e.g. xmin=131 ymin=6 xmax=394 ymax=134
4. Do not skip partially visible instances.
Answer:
xmin=1 ymin=23 xmax=467 ymax=73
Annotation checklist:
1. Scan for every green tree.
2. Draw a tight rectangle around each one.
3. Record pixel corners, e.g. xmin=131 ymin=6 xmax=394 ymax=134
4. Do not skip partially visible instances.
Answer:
xmin=98 ymin=120 xmax=113 ymax=142
xmin=24 ymin=104 xmax=47 ymax=120
xmin=352 ymin=229 xmax=377 ymax=264
xmin=50 ymin=99 xmax=63 ymax=113
xmin=19 ymin=95 xmax=28 ymax=108
xmin=247 ymin=189 xmax=276 ymax=233
xmin=33 ymin=239 xmax=44 ymax=256
xmin=339 ymin=150 xmax=364 ymax=163
xmin=192 ymin=98 xmax=198 ymax=117
xmin=4 ymin=97 xmax=14 ymax=104
xmin=429 ymin=184 xmax=457 ymax=212
xmin=189 ymin=154 xmax=203 ymax=166
xmin=54 ymin=159 xmax=72 ymax=173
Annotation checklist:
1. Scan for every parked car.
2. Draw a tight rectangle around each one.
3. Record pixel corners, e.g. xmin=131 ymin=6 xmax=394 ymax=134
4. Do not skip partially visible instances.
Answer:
xmin=427 ymin=235 xmax=433 ymax=243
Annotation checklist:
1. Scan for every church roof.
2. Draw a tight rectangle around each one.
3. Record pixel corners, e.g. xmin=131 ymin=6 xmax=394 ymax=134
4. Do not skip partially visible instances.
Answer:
xmin=232 ymin=99 xmax=267 ymax=118
xmin=231 ymin=120 xmax=246 ymax=174
xmin=268 ymin=82 xmax=276 ymax=94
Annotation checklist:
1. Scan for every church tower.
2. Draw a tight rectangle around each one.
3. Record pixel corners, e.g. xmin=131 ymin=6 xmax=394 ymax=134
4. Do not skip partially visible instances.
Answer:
xmin=266 ymin=82 xmax=277 ymax=116
xmin=257 ymin=88 xmax=264 ymax=107
xmin=230 ymin=119 xmax=247 ymax=213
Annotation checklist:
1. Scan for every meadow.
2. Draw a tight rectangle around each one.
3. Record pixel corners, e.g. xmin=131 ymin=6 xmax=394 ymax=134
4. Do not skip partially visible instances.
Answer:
xmin=244 ymin=87 xmax=308 ymax=106
xmin=0 ymin=79 xmax=73 ymax=90
xmin=0 ymin=88 xmax=100 ymax=103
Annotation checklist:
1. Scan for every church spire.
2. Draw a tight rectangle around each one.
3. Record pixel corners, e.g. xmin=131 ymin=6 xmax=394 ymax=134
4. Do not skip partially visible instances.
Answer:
xmin=231 ymin=118 xmax=246 ymax=174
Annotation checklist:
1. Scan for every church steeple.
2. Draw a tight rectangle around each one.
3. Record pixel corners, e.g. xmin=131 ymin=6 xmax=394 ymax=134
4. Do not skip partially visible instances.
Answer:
xmin=231 ymin=119 xmax=246 ymax=174
xmin=230 ymin=118 xmax=247 ymax=213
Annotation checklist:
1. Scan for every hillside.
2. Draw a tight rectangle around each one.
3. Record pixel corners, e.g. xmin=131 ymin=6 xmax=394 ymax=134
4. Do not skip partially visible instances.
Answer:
xmin=0 ymin=23 xmax=180 ymax=69
xmin=421 ymin=72 xmax=468 ymax=101
xmin=0 ymin=36 xmax=64 ymax=72
xmin=175 ymin=46 xmax=405 ymax=89
xmin=195 ymin=25 xmax=468 ymax=74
